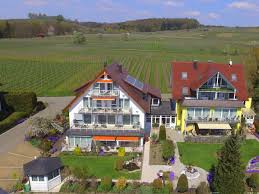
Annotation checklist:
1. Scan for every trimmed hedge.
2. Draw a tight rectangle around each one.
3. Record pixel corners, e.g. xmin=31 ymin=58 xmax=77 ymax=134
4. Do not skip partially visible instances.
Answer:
xmin=162 ymin=140 xmax=175 ymax=160
xmin=159 ymin=125 xmax=166 ymax=141
xmin=0 ymin=112 xmax=27 ymax=134
xmin=5 ymin=92 xmax=37 ymax=115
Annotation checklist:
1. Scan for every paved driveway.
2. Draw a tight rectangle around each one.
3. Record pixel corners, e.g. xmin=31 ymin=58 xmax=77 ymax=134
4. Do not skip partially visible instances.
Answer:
xmin=0 ymin=97 xmax=74 ymax=154
xmin=0 ymin=96 xmax=73 ymax=190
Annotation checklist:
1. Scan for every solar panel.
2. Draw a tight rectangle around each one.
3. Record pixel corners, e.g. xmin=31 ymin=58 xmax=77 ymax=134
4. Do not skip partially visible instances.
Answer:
xmin=134 ymin=79 xmax=144 ymax=90
xmin=125 ymin=75 xmax=144 ymax=90
xmin=125 ymin=75 xmax=136 ymax=85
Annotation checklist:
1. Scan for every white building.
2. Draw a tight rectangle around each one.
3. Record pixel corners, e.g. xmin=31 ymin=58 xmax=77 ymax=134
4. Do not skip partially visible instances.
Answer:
xmin=64 ymin=64 xmax=176 ymax=151
xmin=23 ymin=157 xmax=63 ymax=192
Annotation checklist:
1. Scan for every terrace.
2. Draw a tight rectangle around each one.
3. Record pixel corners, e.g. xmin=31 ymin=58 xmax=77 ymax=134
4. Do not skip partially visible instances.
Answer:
xmin=89 ymin=89 xmax=119 ymax=98
xmin=186 ymin=115 xmax=240 ymax=124
xmin=71 ymin=122 xmax=141 ymax=130
xmin=79 ymin=107 xmax=132 ymax=114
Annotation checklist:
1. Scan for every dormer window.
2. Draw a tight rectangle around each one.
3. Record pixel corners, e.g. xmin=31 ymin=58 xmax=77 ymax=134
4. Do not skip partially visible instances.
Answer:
xmin=152 ymin=98 xmax=160 ymax=106
xmin=181 ymin=72 xmax=188 ymax=80
xmin=231 ymin=74 xmax=237 ymax=81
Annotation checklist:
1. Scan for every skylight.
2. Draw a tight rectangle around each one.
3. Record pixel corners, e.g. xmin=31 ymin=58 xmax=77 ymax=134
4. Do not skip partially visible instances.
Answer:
xmin=125 ymin=75 xmax=144 ymax=90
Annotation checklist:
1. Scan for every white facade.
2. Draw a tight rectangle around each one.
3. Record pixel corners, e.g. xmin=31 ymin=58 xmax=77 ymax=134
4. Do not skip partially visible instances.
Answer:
xmin=29 ymin=169 xmax=61 ymax=192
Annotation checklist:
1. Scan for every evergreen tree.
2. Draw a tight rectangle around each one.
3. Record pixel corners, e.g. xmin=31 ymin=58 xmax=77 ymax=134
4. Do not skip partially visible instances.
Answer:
xmin=213 ymin=133 xmax=245 ymax=194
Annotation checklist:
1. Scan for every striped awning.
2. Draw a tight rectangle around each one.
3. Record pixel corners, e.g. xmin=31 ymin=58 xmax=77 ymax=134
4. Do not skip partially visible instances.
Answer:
xmin=197 ymin=123 xmax=232 ymax=130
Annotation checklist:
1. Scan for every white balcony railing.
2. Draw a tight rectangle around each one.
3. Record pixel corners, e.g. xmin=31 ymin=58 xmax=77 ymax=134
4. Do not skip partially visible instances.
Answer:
xmin=186 ymin=116 xmax=240 ymax=124
xmin=79 ymin=107 xmax=132 ymax=114
xmin=72 ymin=122 xmax=141 ymax=130
xmin=89 ymin=89 xmax=119 ymax=97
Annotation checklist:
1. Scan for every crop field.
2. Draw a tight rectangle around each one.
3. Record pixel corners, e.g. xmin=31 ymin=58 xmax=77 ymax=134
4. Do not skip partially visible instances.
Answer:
xmin=0 ymin=27 xmax=259 ymax=96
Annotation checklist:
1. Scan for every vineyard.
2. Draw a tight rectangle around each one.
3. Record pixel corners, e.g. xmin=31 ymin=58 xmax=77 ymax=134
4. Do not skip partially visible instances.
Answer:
xmin=0 ymin=28 xmax=258 ymax=96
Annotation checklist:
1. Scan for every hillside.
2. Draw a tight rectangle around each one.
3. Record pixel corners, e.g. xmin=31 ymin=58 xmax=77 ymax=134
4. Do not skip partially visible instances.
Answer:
xmin=80 ymin=18 xmax=200 ymax=33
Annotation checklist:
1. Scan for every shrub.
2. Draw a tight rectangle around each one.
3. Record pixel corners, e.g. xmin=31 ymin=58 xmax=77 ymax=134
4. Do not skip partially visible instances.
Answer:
xmin=115 ymin=158 xmax=124 ymax=171
xmin=115 ymin=177 xmax=127 ymax=191
xmin=73 ymin=146 xmax=81 ymax=155
xmin=5 ymin=92 xmax=37 ymax=115
xmin=29 ymin=138 xmax=41 ymax=147
xmin=99 ymin=176 xmax=112 ymax=192
xmin=0 ymin=112 xmax=27 ymax=134
xmin=71 ymin=165 xmax=91 ymax=180
xmin=162 ymin=140 xmax=175 ymax=160
xmin=196 ymin=182 xmax=210 ymax=194
xmin=159 ymin=125 xmax=166 ymax=141
xmin=177 ymin=174 xmax=188 ymax=193
xmin=152 ymin=123 xmax=159 ymax=128
xmin=73 ymin=31 xmax=86 ymax=44
xmin=166 ymin=181 xmax=174 ymax=192
xmin=48 ymin=128 xmax=58 ymax=136
xmin=152 ymin=178 xmax=163 ymax=192
xmin=118 ymin=147 xmax=125 ymax=157
xmin=33 ymin=101 xmax=46 ymax=113
xmin=246 ymin=173 xmax=259 ymax=189
xmin=39 ymin=139 xmax=52 ymax=152
xmin=150 ymin=133 xmax=158 ymax=143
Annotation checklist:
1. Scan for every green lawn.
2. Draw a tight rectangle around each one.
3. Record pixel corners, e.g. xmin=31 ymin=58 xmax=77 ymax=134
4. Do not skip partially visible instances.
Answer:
xmin=60 ymin=154 xmax=141 ymax=179
xmin=177 ymin=140 xmax=259 ymax=171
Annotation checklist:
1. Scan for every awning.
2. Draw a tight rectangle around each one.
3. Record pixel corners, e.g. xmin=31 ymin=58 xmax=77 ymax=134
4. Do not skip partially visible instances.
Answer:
xmin=92 ymin=97 xmax=116 ymax=100
xmin=197 ymin=123 xmax=232 ymax=130
xmin=93 ymin=136 xmax=116 ymax=141
xmin=116 ymin=137 xmax=139 ymax=141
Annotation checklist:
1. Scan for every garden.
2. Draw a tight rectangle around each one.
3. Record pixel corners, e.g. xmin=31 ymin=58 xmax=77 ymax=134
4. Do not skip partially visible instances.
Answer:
xmin=177 ymin=139 xmax=259 ymax=171
xmin=150 ymin=125 xmax=175 ymax=165
xmin=60 ymin=152 xmax=141 ymax=180
xmin=24 ymin=113 xmax=69 ymax=155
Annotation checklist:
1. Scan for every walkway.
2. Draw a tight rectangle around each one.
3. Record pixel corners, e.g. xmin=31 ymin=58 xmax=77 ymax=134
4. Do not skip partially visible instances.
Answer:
xmin=141 ymin=141 xmax=208 ymax=188
xmin=0 ymin=96 xmax=73 ymax=191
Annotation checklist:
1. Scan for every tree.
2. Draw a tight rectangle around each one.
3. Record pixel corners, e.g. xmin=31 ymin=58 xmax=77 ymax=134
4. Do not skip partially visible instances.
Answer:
xmin=159 ymin=125 xmax=166 ymax=141
xmin=56 ymin=15 xmax=65 ymax=23
xmin=177 ymin=174 xmax=188 ymax=193
xmin=196 ymin=182 xmax=210 ymax=194
xmin=213 ymin=134 xmax=245 ymax=194
xmin=29 ymin=117 xmax=52 ymax=137
xmin=73 ymin=31 xmax=86 ymax=44
xmin=162 ymin=140 xmax=175 ymax=160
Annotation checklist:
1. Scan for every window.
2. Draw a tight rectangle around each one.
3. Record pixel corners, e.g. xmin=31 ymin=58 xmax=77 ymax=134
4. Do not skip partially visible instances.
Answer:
xmin=182 ymin=87 xmax=189 ymax=95
xmin=83 ymin=97 xmax=89 ymax=107
xmin=132 ymin=115 xmax=140 ymax=125
xmin=98 ymin=115 xmax=106 ymax=124
xmin=84 ymin=114 xmax=91 ymax=124
xmin=32 ymin=176 xmax=38 ymax=181
xmin=96 ymin=100 xmax=102 ymax=108
xmin=116 ymin=115 xmax=123 ymax=124
xmin=231 ymin=74 xmax=237 ymax=81
xmin=48 ymin=169 xmax=59 ymax=180
xmin=69 ymin=137 xmax=75 ymax=147
xmin=124 ymin=99 xmax=130 ymax=109
xmin=181 ymin=72 xmax=188 ymax=80
xmin=108 ymin=115 xmax=115 ymax=124
xmin=39 ymin=176 xmax=44 ymax=181
xmin=123 ymin=115 xmax=131 ymax=125
xmin=93 ymin=83 xmax=100 ymax=90
xmin=152 ymin=98 xmax=160 ymax=106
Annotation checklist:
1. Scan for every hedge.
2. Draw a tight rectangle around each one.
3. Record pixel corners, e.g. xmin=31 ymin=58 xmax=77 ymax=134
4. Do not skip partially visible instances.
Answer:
xmin=0 ymin=112 xmax=27 ymax=134
xmin=159 ymin=125 xmax=166 ymax=141
xmin=5 ymin=92 xmax=37 ymax=115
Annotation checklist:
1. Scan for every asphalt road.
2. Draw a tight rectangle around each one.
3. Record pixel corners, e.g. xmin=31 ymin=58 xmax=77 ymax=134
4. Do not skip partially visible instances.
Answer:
xmin=0 ymin=96 xmax=74 ymax=154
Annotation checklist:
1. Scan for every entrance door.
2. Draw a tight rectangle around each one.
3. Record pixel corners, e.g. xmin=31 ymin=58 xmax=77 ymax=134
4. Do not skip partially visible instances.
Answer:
xmin=165 ymin=117 xmax=171 ymax=128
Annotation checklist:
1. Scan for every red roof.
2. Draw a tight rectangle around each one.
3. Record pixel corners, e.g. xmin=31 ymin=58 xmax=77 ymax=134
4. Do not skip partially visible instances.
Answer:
xmin=171 ymin=61 xmax=248 ymax=101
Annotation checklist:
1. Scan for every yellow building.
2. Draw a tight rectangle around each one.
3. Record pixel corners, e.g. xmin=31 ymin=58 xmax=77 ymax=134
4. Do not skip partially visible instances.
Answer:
xmin=172 ymin=61 xmax=255 ymax=135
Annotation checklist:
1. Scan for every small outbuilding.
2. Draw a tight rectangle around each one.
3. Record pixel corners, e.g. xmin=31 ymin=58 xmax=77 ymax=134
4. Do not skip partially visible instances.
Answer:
xmin=23 ymin=157 xmax=63 ymax=192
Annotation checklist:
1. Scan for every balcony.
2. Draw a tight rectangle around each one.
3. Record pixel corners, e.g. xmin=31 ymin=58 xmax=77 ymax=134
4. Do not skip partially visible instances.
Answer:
xmin=71 ymin=122 xmax=141 ymax=130
xmin=186 ymin=116 xmax=240 ymax=124
xmin=89 ymin=89 xmax=119 ymax=98
xmin=79 ymin=107 xmax=132 ymax=114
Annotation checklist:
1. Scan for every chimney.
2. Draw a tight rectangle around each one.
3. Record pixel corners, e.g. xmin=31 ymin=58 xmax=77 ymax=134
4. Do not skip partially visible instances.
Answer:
xmin=229 ymin=59 xmax=233 ymax=67
xmin=193 ymin=60 xmax=198 ymax=69
xmin=118 ymin=64 xmax=122 ymax=73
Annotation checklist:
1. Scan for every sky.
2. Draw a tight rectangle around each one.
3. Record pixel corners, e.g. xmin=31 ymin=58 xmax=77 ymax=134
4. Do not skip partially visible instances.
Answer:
xmin=1 ymin=0 xmax=259 ymax=26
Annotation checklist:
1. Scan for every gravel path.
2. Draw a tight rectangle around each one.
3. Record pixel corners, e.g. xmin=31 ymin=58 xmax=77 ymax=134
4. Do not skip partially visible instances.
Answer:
xmin=141 ymin=141 xmax=208 ymax=189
